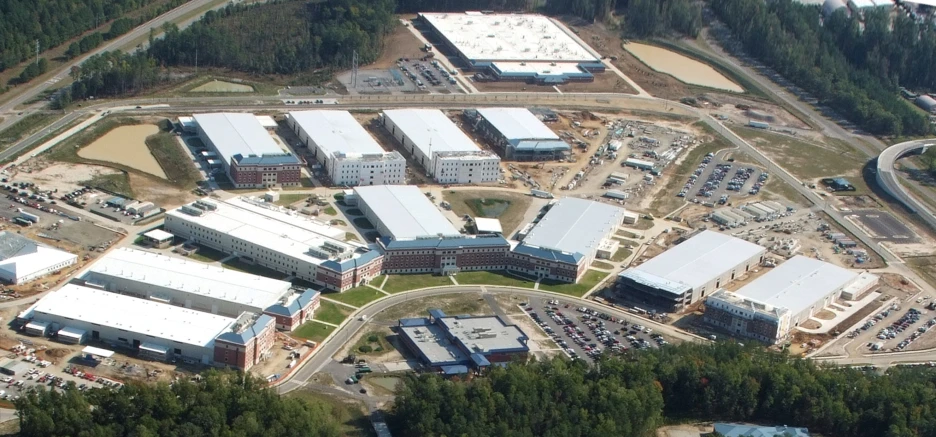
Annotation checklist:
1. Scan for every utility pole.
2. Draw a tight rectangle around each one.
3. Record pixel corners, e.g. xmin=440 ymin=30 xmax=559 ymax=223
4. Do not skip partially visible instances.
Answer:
xmin=351 ymin=50 xmax=359 ymax=88
xmin=195 ymin=38 xmax=199 ymax=76
xmin=35 ymin=40 xmax=39 ymax=65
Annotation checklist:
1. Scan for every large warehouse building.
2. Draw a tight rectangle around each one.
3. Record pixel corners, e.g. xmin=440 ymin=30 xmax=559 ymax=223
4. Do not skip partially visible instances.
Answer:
xmin=0 ymin=232 xmax=77 ymax=285
xmin=704 ymin=256 xmax=879 ymax=343
xmin=349 ymin=185 xmax=510 ymax=275
xmin=193 ymin=113 xmax=302 ymax=189
xmin=418 ymin=12 xmax=604 ymax=84
xmin=286 ymin=111 xmax=406 ymax=186
xmin=467 ymin=108 xmax=570 ymax=161
xmin=18 ymin=283 xmax=275 ymax=370
xmin=79 ymin=248 xmax=319 ymax=329
xmin=164 ymin=197 xmax=383 ymax=292
xmin=381 ymin=109 xmax=500 ymax=184
xmin=617 ymin=231 xmax=767 ymax=312
xmin=509 ymin=198 xmax=625 ymax=283
xmin=398 ymin=309 xmax=529 ymax=373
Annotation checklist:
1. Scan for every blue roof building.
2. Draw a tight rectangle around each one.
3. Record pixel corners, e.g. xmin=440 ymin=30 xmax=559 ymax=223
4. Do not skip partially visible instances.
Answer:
xmin=713 ymin=423 xmax=809 ymax=437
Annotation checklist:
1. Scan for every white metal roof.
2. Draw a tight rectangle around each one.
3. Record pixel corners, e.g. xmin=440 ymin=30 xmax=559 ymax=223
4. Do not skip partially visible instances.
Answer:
xmin=382 ymin=109 xmax=480 ymax=156
xmin=289 ymin=111 xmax=386 ymax=157
xmin=255 ymin=115 xmax=278 ymax=128
xmin=420 ymin=12 xmax=599 ymax=62
xmin=166 ymin=197 xmax=360 ymax=266
xmin=82 ymin=346 xmax=114 ymax=358
xmin=354 ymin=185 xmax=459 ymax=240
xmin=735 ymin=255 xmax=858 ymax=317
xmin=474 ymin=217 xmax=503 ymax=234
xmin=84 ymin=248 xmax=292 ymax=310
xmin=31 ymin=284 xmax=235 ymax=348
xmin=477 ymin=108 xmax=560 ymax=141
xmin=0 ymin=233 xmax=77 ymax=282
xmin=192 ymin=113 xmax=283 ymax=164
xmin=143 ymin=229 xmax=174 ymax=241
xmin=493 ymin=61 xmax=584 ymax=76
xmin=633 ymin=230 xmax=765 ymax=292
xmin=522 ymin=198 xmax=625 ymax=256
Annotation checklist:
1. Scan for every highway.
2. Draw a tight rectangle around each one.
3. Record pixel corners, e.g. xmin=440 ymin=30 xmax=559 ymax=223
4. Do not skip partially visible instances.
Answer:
xmin=876 ymin=139 xmax=936 ymax=233
xmin=274 ymin=285 xmax=707 ymax=395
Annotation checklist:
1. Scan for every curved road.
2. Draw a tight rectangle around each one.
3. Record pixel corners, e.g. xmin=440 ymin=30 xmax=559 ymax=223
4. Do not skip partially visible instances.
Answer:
xmin=275 ymin=285 xmax=708 ymax=394
xmin=876 ymin=139 xmax=936 ymax=232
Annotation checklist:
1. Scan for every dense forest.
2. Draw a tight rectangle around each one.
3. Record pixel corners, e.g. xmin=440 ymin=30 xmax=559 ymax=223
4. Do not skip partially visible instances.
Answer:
xmin=710 ymin=0 xmax=930 ymax=137
xmin=15 ymin=370 xmax=344 ymax=437
xmin=388 ymin=343 xmax=936 ymax=437
xmin=0 ymin=0 xmax=186 ymax=73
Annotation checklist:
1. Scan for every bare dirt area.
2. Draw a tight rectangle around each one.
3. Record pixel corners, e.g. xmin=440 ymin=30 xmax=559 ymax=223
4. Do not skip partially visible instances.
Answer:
xmin=126 ymin=172 xmax=197 ymax=209
xmin=656 ymin=423 xmax=712 ymax=437
xmin=12 ymin=161 xmax=119 ymax=193
xmin=369 ymin=21 xmax=428 ymax=69
xmin=704 ymin=93 xmax=811 ymax=131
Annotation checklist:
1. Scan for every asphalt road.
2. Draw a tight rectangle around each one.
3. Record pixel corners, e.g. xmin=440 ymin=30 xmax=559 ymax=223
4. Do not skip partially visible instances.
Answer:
xmin=274 ymin=285 xmax=706 ymax=394
xmin=876 ymin=139 xmax=936 ymax=233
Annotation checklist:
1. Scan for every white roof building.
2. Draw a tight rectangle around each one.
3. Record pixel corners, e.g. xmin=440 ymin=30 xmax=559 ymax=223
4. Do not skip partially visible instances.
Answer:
xmin=192 ymin=113 xmax=284 ymax=165
xmin=381 ymin=109 xmax=500 ymax=184
xmin=617 ymin=230 xmax=767 ymax=310
xmin=22 ymin=284 xmax=235 ymax=357
xmin=419 ymin=12 xmax=599 ymax=63
xmin=0 ymin=232 xmax=77 ymax=285
xmin=475 ymin=108 xmax=561 ymax=141
xmin=353 ymin=185 xmax=459 ymax=240
xmin=81 ymin=248 xmax=293 ymax=317
xmin=517 ymin=198 xmax=625 ymax=264
xmin=287 ymin=111 xmax=405 ymax=186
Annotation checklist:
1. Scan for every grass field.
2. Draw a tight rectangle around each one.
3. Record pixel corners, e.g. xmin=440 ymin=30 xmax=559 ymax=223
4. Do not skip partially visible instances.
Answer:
xmin=455 ymin=270 xmax=536 ymax=288
xmin=734 ymin=127 xmax=868 ymax=182
xmin=351 ymin=330 xmax=395 ymax=356
xmin=189 ymin=80 xmax=254 ymax=93
xmin=0 ymin=113 xmax=59 ymax=150
xmin=80 ymin=173 xmax=133 ymax=198
xmin=286 ymin=389 xmax=373 ymax=437
xmin=442 ymin=190 xmax=532 ymax=235
xmin=611 ymin=247 xmax=633 ymax=263
xmin=325 ymin=286 xmax=385 ymax=308
xmin=905 ymin=256 xmax=936 ymax=290
xmin=592 ymin=260 xmax=615 ymax=269
xmin=616 ymin=230 xmax=640 ymax=239
xmin=274 ymin=193 xmax=308 ymax=206
xmin=375 ymin=292 xmax=490 ymax=322
xmin=314 ymin=300 xmax=353 ymax=325
xmin=650 ymin=122 xmax=733 ymax=216
xmin=323 ymin=206 xmax=337 ymax=216
xmin=383 ymin=274 xmax=454 ymax=293
xmin=146 ymin=123 xmax=202 ymax=189
xmin=292 ymin=321 xmax=336 ymax=344
xmin=186 ymin=245 xmax=228 ymax=263
xmin=539 ymin=270 xmax=609 ymax=297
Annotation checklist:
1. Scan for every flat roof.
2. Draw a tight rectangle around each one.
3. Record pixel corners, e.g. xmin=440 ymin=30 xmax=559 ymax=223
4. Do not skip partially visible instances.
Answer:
xmin=30 ymin=284 xmax=235 ymax=348
xmin=167 ymin=197 xmax=367 ymax=267
xmin=399 ymin=322 xmax=468 ymax=365
xmin=477 ymin=108 xmax=560 ymax=142
xmin=382 ymin=109 xmax=480 ymax=156
xmin=354 ymin=186 xmax=459 ymax=240
xmin=289 ymin=111 xmax=387 ymax=158
xmin=474 ymin=217 xmax=502 ymax=234
xmin=143 ymin=229 xmax=174 ymax=241
xmin=521 ymin=198 xmax=625 ymax=258
xmin=735 ymin=255 xmax=858 ymax=316
xmin=494 ymin=61 xmax=586 ymax=76
xmin=83 ymin=248 xmax=292 ymax=310
xmin=628 ymin=230 xmax=765 ymax=293
xmin=420 ymin=12 xmax=599 ymax=63
xmin=192 ymin=113 xmax=284 ymax=164
xmin=0 ymin=232 xmax=77 ymax=280
xmin=437 ymin=315 xmax=528 ymax=354
xmin=82 ymin=346 xmax=114 ymax=358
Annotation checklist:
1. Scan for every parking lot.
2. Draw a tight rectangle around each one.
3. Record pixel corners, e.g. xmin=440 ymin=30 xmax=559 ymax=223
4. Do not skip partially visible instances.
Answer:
xmin=678 ymin=153 xmax=767 ymax=207
xmin=0 ymin=345 xmax=117 ymax=403
xmin=520 ymin=296 xmax=666 ymax=362
xmin=337 ymin=59 xmax=462 ymax=95
xmin=850 ymin=210 xmax=919 ymax=242
xmin=0 ymin=189 xmax=120 ymax=250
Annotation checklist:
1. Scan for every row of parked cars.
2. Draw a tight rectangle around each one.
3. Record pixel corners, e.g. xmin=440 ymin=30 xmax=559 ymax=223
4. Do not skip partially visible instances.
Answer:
xmin=677 ymin=152 xmax=715 ymax=198
xmin=726 ymin=167 xmax=756 ymax=192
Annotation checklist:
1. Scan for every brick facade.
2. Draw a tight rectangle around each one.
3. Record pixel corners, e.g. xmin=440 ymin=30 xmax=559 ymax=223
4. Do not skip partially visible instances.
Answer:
xmin=230 ymin=163 xmax=302 ymax=188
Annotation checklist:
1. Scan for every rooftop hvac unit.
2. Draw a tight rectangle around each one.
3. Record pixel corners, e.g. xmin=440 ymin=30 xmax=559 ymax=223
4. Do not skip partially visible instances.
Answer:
xmin=180 ymin=205 xmax=205 ymax=217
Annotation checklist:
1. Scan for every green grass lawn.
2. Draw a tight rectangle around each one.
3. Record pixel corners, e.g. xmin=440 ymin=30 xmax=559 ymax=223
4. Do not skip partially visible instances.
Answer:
xmin=80 ymin=173 xmax=134 ymax=198
xmin=0 ymin=113 xmax=59 ymax=150
xmin=313 ymin=300 xmax=353 ymax=325
xmin=145 ymin=124 xmax=202 ymax=189
xmin=455 ymin=270 xmax=536 ymax=288
xmin=539 ymin=270 xmax=609 ymax=297
xmin=611 ymin=247 xmax=633 ymax=263
xmin=286 ymin=389 xmax=372 ymax=437
xmin=344 ymin=232 xmax=359 ymax=241
xmin=383 ymin=274 xmax=454 ymax=293
xmin=442 ymin=190 xmax=532 ymax=236
xmin=324 ymin=286 xmax=385 ymax=308
xmin=592 ymin=260 xmax=615 ymax=269
xmin=292 ymin=321 xmax=336 ymax=344
xmin=351 ymin=330 xmax=395 ymax=356
xmin=186 ymin=245 xmax=228 ymax=263
xmin=369 ymin=275 xmax=385 ymax=288
xmin=616 ymin=230 xmax=640 ymax=239
xmin=274 ymin=193 xmax=309 ymax=206
xmin=352 ymin=217 xmax=374 ymax=229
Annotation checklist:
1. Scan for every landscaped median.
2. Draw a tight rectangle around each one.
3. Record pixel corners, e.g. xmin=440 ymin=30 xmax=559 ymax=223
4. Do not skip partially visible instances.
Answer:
xmin=383 ymin=274 xmax=455 ymax=293
xmin=454 ymin=270 xmax=537 ymax=288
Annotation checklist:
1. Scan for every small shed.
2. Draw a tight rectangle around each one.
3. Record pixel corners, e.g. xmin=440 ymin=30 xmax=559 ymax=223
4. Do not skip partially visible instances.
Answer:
xmin=143 ymin=229 xmax=174 ymax=248
xmin=474 ymin=218 xmax=503 ymax=235
xmin=255 ymin=115 xmax=278 ymax=130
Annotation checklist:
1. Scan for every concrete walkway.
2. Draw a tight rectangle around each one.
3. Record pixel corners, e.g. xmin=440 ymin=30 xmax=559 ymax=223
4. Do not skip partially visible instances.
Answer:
xmin=798 ymin=291 xmax=883 ymax=334
xmin=320 ymin=297 xmax=359 ymax=310
xmin=308 ymin=319 xmax=339 ymax=328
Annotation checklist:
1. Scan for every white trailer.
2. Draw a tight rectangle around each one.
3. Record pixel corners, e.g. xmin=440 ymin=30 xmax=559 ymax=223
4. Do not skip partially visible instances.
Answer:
xmin=530 ymin=189 xmax=554 ymax=199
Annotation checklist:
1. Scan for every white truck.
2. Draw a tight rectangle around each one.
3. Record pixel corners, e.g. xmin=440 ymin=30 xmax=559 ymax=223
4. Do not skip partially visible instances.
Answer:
xmin=530 ymin=189 xmax=554 ymax=199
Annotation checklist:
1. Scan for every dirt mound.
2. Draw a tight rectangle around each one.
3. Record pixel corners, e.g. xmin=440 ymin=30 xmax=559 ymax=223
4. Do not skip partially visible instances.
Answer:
xmin=44 ymin=348 xmax=71 ymax=358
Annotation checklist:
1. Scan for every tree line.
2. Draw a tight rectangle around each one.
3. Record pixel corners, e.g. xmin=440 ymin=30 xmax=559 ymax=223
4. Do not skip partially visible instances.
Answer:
xmin=0 ymin=0 xmax=186 ymax=73
xmin=710 ymin=0 xmax=930 ymax=137
xmin=16 ymin=370 xmax=345 ymax=437
xmin=388 ymin=343 xmax=936 ymax=437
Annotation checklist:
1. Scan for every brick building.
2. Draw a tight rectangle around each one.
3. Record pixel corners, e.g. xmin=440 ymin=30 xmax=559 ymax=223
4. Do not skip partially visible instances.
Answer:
xmin=213 ymin=314 xmax=276 ymax=371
